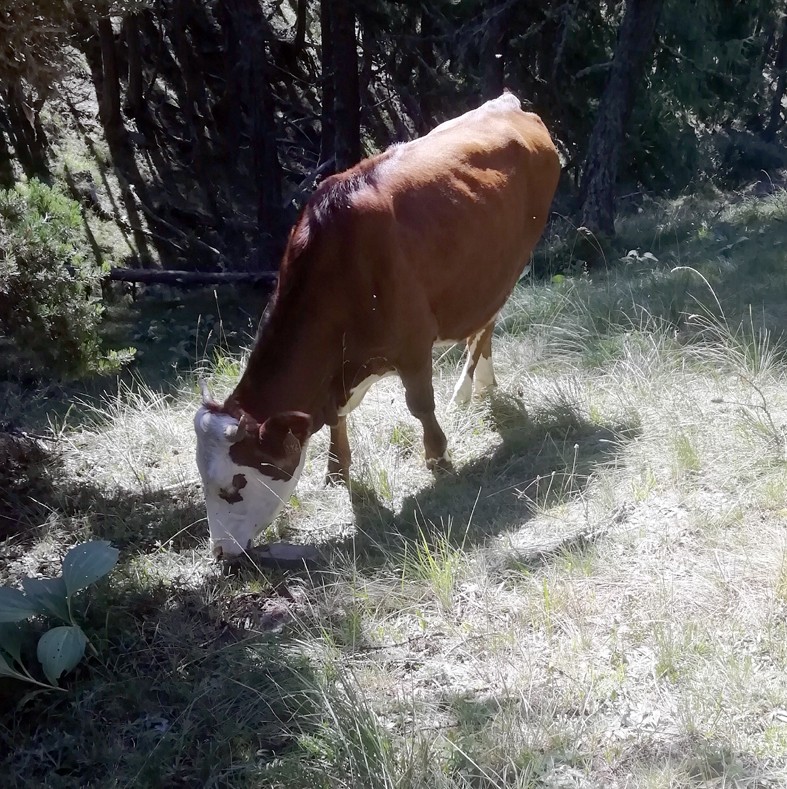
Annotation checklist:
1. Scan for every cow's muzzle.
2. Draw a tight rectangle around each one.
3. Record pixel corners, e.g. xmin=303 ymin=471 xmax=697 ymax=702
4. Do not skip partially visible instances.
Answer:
xmin=210 ymin=539 xmax=253 ymax=560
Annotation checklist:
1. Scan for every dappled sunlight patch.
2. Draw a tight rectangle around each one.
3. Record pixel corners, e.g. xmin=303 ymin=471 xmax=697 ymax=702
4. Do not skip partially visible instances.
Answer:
xmin=397 ymin=518 xmax=469 ymax=613
xmin=1 ymin=520 xmax=77 ymax=586
xmin=119 ymin=549 xmax=214 ymax=593
xmin=61 ymin=378 xmax=200 ymax=494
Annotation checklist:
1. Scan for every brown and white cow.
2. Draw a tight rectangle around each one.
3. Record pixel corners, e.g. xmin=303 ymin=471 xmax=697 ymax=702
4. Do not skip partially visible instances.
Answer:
xmin=195 ymin=92 xmax=560 ymax=558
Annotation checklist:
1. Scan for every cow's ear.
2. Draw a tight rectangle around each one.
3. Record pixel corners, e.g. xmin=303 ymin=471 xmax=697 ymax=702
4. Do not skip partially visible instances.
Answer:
xmin=258 ymin=412 xmax=312 ymax=458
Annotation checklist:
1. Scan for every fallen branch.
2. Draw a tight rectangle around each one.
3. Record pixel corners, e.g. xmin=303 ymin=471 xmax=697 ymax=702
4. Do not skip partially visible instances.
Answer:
xmin=286 ymin=156 xmax=335 ymax=209
xmin=574 ymin=61 xmax=612 ymax=80
xmin=126 ymin=184 xmax=224 ymax=260
xmin=107 ymin=268 xmax=278 ymax=288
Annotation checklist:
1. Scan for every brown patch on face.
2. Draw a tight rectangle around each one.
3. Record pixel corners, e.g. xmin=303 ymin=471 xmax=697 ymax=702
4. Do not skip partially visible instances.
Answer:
xmin=229 ymin=439 xmax=297 ymax=481
xmin=226 ymin=412 xmax=310 ymax=481
xmin=217 ymin=411 xmax=311 ymax=481
xmin=219 ymin=473 xmax=248 ymax=503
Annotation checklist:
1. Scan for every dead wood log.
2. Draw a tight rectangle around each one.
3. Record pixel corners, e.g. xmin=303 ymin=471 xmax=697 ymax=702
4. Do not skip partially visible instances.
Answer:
xmin=107 ymin=269 xmax=277 ymax=288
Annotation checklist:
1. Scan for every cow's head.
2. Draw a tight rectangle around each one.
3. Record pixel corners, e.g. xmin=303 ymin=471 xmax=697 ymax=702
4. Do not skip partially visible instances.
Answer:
xmin=194 ymin=382 xmax=312 ymax=559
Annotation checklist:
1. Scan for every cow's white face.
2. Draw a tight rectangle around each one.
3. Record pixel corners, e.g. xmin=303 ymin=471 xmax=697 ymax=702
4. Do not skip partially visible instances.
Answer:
xmin=193 ymin=405 xmax=311 ymax=559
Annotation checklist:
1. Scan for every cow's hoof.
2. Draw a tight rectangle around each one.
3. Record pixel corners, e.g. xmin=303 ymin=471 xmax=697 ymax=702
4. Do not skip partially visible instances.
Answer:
xmin=426 ymin=454 xmax=454 ymax=474
xmin=472 ymin=381 xmax=497 ymax=399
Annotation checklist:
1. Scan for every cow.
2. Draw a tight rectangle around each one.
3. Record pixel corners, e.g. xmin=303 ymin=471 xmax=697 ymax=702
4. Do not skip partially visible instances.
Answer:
xmin=194 ymin=92 xmax=560 ymax=558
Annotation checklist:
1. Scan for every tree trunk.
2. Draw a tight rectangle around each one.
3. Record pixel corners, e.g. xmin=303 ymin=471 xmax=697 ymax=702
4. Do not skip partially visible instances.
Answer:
xmin=552 ymin=0 xmax=578 ymax=86
xmin=2 ymin=86 xmax=48 ymax=180
xmin=481 ymin=3 xmax=512 ymax=100
xmin=392 ymin=29 xmax=421 ymax=137
xmin=124 ymin=14 xmax=144 ymax=118
xmin=319 ymin=0 xmax=336 ymax=168
xmin=77 ymin=17 xmax=154 ymax=266
xmin=294 ymin=0 xmax=308 ymax=55
xmin=331 ymin=0 xmax=361 ymax=171
xmin=249 ymin=33 xmax=284 ymax=251
xmin=97 ymin=17 xmax=124 ymax=139
xmin=416 ymin=8 xmax=438 ymax=133
xmin=579 ymin=0 xmax=664 ymax=240
xmin=227 ymin=0 xmax=285 ymax=260
xmin=170 ymin=0 xmax=222 ymax=224
xmin=215 ymin=2 xmax=243 ymax=162
xmin=764 ymin=11 xmax=787 ymax=142
xmin=0 ymin=127 xmax=14 ymax=187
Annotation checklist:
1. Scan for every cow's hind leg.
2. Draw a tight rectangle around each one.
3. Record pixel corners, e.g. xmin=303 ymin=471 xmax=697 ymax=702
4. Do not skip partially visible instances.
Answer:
xmin=399 ymin=362 xmax=452 ymax=473
xmin=450 ymin=321 xmax=497 ymax=406
xmin=472 ymin=321 xmax=496 ymax=396
xmin=326 ymin=416 xmax=351 ymax=486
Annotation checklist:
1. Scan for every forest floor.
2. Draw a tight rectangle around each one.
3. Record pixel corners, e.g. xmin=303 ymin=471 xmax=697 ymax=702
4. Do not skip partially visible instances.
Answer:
xmin=3 ymin=185 xmax=787 ymax=787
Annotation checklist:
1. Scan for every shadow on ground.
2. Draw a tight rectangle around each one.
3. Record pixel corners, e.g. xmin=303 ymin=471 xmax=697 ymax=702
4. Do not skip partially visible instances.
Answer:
xmin=1 ymin=460 xmax=206 ymax=563
xmin=330 ymin=390 xmax=639 ymax=573
xmin=0 ymin=573 xmax=324 ymax=786
xmin=4 ymin=382 xmax=776 ymax=787
xmin=0 ymin=446 xmax=326 ymax=785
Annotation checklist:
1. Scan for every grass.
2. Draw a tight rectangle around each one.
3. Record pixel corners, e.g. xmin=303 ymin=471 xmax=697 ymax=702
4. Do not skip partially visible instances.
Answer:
xmin=4 ymin=187 xmax=787 ymax=786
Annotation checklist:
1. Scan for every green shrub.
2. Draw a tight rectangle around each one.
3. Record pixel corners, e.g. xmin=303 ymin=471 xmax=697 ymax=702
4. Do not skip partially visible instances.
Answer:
xmin=0 ymin=179 xmax=111 ymax=378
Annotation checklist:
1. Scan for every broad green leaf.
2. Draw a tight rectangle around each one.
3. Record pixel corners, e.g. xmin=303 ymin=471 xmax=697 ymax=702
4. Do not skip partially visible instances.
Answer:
xmin=0 ymin=650 xmax=29 ymax=682
xmin=0 ymin=622 xmax=25 ymax=665
xmin=62 ymin=541 xmax=119 ymax=597
xmin=37 ymin=626 xmax=88 ymax=685
xmin=22 ymin=577 xmax=70 ymax=623
xmin=0 ymin=587 xmax=38 ymax=622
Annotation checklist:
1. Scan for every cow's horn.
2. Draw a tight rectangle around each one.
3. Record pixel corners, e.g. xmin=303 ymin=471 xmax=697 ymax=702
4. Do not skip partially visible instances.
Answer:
xmin=224 ymin=422 xmax=246 ymax=443
xmin=199 ymin=378 xmax=214 ymax=405
xmin=224 ymin=414 xmax=253 ymax=443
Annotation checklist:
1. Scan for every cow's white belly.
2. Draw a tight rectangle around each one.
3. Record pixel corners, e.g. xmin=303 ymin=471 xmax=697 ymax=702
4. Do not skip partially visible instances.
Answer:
xmin=338 ymin=372 xmax=396 ymax=416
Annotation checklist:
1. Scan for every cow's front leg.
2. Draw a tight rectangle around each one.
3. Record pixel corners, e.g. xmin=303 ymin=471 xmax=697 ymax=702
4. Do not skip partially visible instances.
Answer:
xmin=326 ymin=416 xmax=351 ymax=485
xmin=399 ymin=363 xmax=452 ymax=473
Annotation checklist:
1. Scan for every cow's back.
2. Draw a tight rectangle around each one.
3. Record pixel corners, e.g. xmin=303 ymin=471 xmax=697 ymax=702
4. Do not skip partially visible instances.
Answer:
xmin=351 ymin=94 xmax=560 ymax=343
xmin=279 ymin=94 xmax=560 ymax=371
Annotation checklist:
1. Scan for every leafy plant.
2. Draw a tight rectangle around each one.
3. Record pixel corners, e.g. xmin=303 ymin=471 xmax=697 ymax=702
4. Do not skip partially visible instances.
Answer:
xmin=0 ymin=540 xmax=119 ymax=690
xmin=0 ymin=180 xmax=130 ymax=379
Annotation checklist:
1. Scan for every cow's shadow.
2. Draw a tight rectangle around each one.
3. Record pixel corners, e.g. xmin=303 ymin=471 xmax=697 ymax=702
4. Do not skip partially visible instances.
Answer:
xmin=329 ymin=391 xmax=639 ymax=572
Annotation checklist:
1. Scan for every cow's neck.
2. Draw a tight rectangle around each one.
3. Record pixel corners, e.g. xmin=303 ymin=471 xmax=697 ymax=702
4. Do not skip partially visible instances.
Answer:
xmin=227 ymin=310 xmax=342 ymax=431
